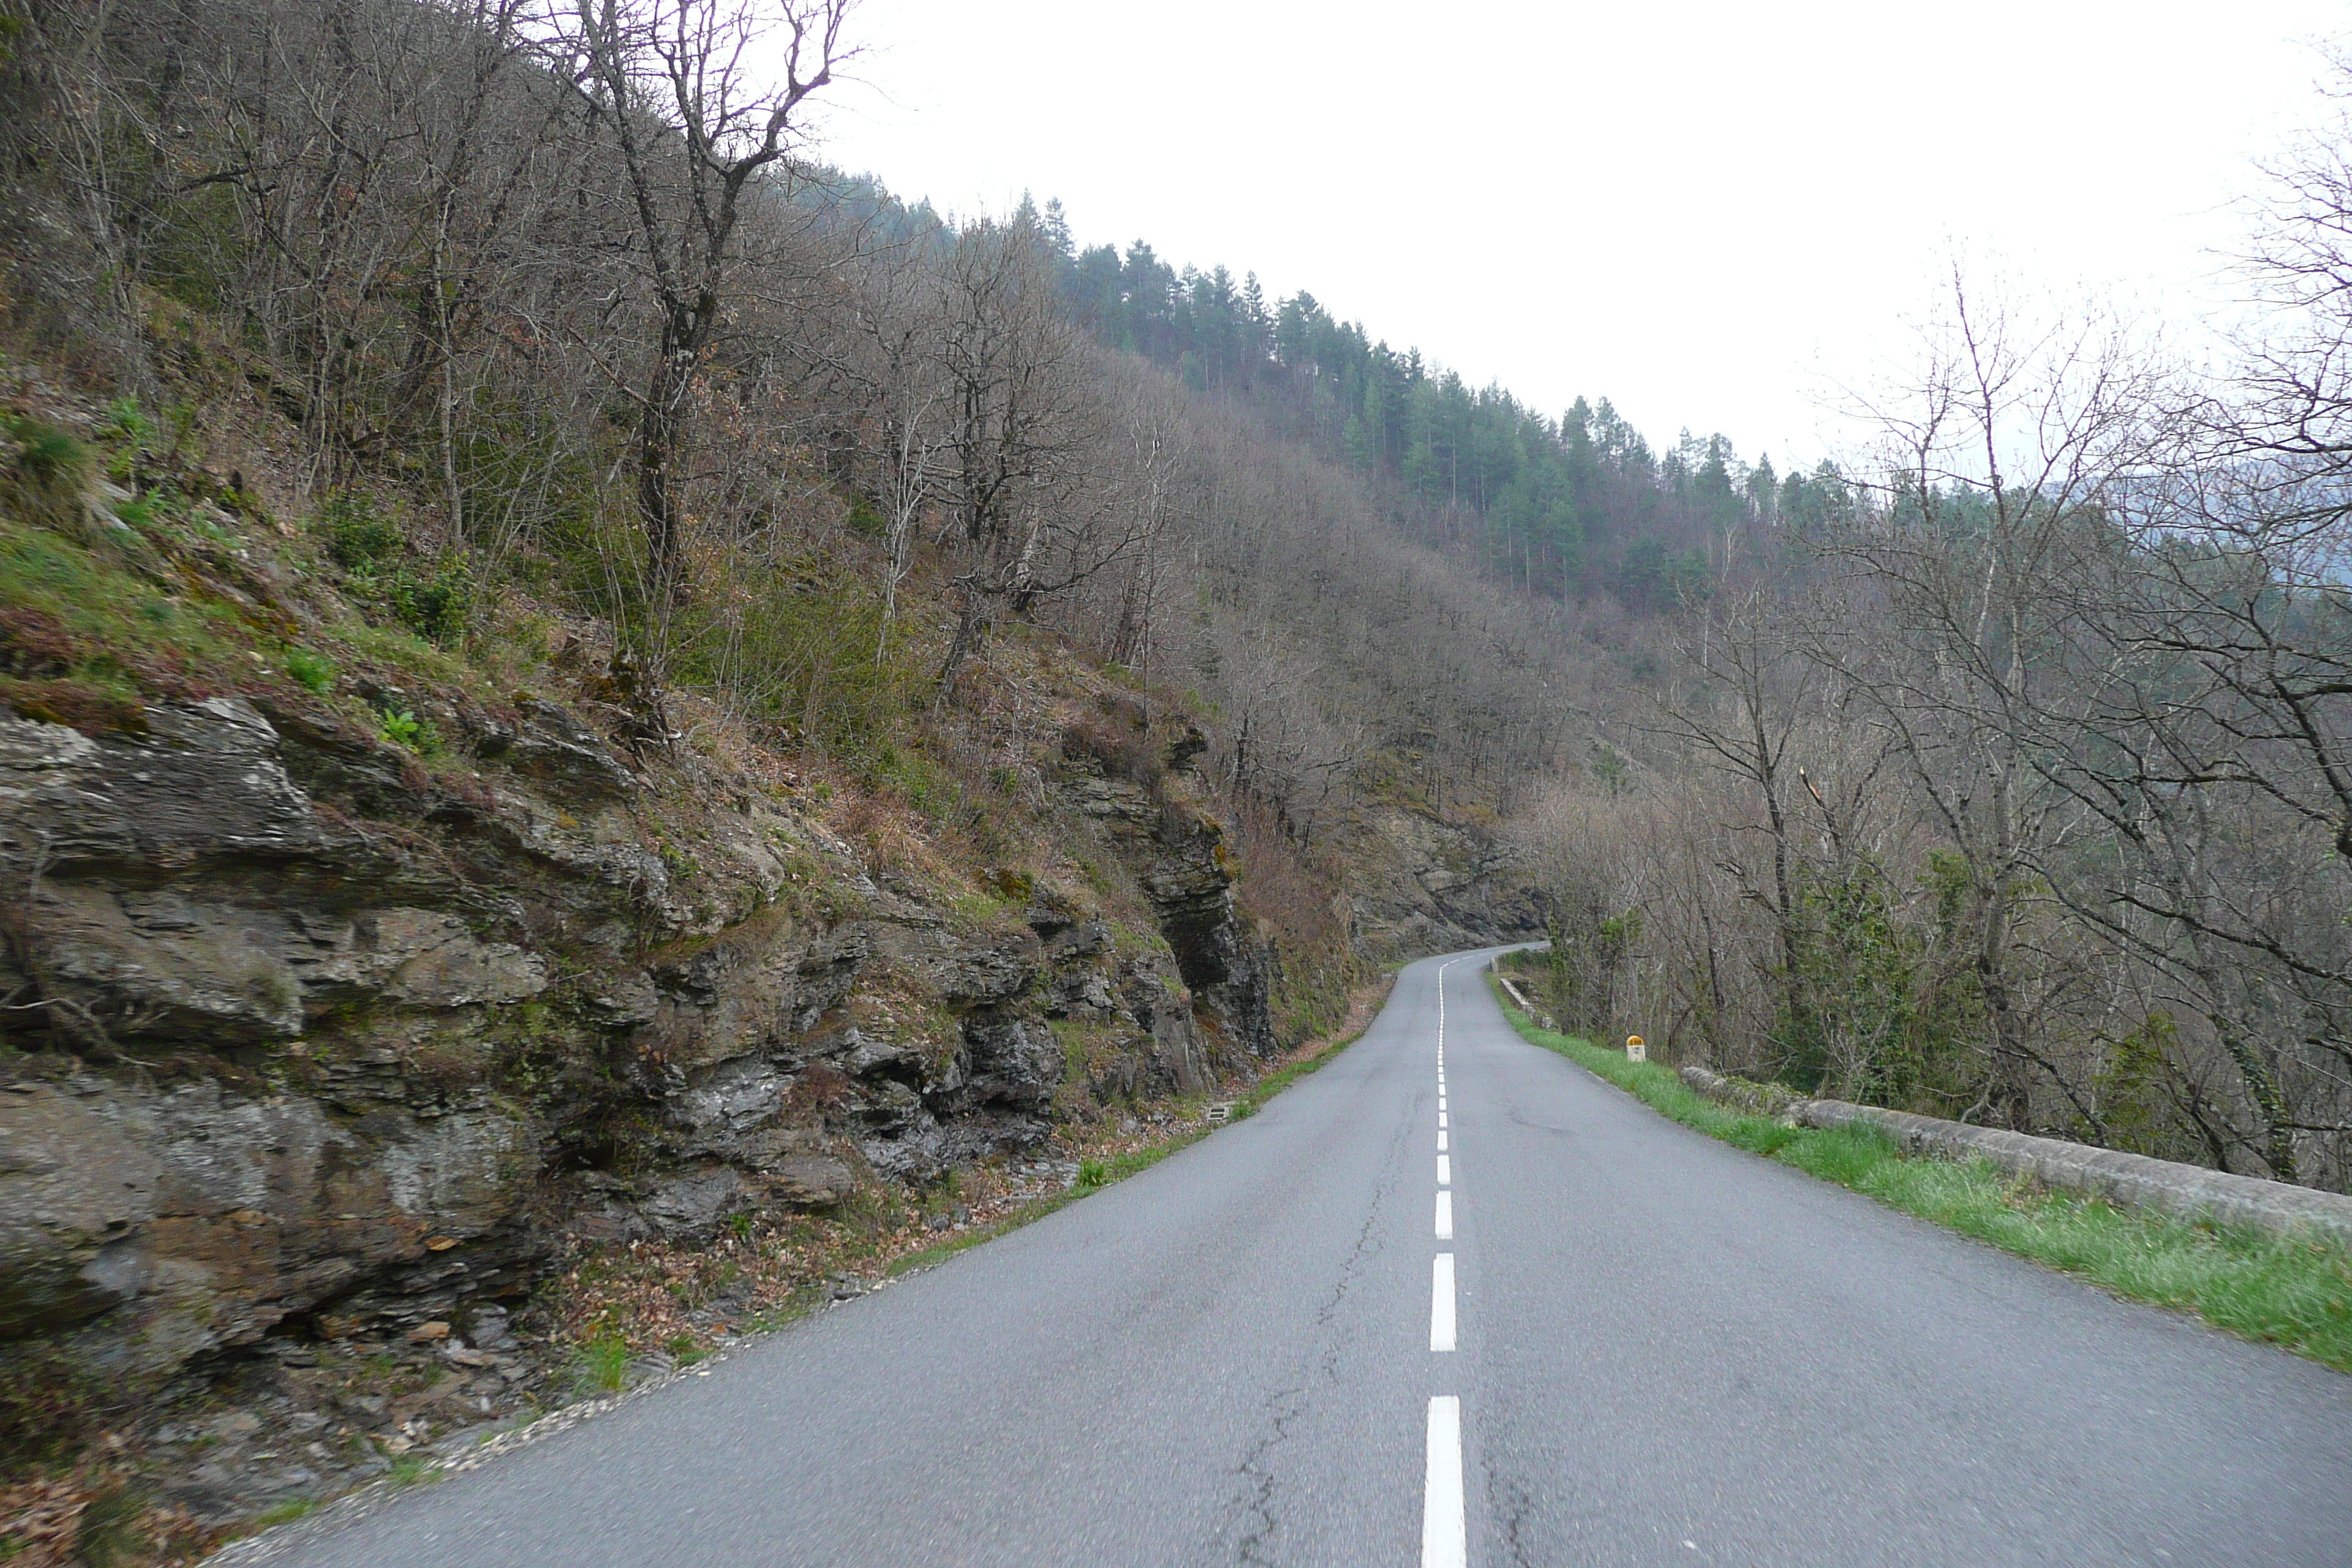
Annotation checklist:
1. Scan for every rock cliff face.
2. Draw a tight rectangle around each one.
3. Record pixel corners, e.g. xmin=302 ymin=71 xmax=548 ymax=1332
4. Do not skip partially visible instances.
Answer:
xmin=1340 ymin=802 xmax=1549 ymax=963
xmin=0 ymin=685 xmax=1275 ymax=1390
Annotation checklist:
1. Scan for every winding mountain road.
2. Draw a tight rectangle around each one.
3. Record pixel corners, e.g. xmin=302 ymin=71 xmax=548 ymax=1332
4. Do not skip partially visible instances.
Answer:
xmin=240 ymin=951 xmax=2352 ymax=1567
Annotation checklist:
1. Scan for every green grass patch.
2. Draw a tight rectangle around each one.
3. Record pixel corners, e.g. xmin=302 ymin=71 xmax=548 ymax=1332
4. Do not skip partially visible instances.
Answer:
xmin=576 ymin=1333 xmax=630 ymax=1394
xmin=1488 ymin=981 xmax=2352 ymax=1375
xmin=285 ymin=647 xmax=336 ymax=694
xmin=0 ymin=513 xmax=249 ymax=702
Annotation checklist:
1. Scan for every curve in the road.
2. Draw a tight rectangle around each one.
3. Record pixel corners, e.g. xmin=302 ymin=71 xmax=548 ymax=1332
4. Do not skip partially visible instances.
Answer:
xmin=227 ymin=950 xmax=2352 ymax=1568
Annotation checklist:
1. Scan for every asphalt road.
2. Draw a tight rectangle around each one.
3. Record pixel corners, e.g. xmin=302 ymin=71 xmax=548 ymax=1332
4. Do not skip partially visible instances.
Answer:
xmin=245 ymin=951 xmax=2352 ymax=1567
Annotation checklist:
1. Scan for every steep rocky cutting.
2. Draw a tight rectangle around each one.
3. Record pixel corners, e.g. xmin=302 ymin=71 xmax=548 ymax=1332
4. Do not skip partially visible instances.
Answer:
xmin=1339 ymin=801 xmax=1550 ymax=963
xmin=0 ymin=671 xmax=1274 ymax=1425
xmin=0 ymin=369 xmax=1543 ymax=1556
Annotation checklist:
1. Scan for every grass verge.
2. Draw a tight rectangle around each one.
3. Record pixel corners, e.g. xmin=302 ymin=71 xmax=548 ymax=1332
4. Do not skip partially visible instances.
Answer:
xmin=1488 ymin=981 xmax=2352 ymax=1375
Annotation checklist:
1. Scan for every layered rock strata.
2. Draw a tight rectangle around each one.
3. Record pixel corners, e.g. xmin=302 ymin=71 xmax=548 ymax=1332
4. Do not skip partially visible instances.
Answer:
xmin=0 ymin=689 xmax=1275 ymax=1386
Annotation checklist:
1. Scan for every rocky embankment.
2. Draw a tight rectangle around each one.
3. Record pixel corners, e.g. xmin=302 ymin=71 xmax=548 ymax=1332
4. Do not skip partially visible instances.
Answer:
xmin=0 ymin=669 xmax=1273 ymax=1524
xmin=1341 ymin=800 xmax=1548 ymax=962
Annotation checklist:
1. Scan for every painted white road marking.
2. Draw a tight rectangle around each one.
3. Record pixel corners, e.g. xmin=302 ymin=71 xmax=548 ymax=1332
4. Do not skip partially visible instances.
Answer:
xmin=1425 ymin=965 xmax=1469 ymax=1566
xmin=1423 ymin=1395 xmax=1466 ymax=1568
xmin=1431 ymin=1254 xmax=1457 ymax=1351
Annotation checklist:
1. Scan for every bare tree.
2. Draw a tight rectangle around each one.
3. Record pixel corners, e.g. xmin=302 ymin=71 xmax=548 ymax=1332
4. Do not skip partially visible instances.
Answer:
xmin=1645 ymin=585 xmax=1820 ymax=1073
xmin=1827 ymin=274 xmax=2171 ymax=1128
xmin=562 ymin=0 xmax=849 ymax=606
xmin=929 ymin=217 xmax=1135 ymax=691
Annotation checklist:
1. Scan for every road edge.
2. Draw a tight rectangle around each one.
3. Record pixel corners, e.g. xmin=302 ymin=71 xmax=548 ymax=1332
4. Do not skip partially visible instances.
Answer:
xmin=1482 ymin=973 xmax=2352 ymax=1377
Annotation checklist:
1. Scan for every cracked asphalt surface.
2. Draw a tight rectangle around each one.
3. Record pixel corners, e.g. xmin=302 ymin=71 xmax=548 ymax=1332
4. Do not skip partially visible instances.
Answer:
xmin=243 ymin=951 xmax=2352 ymax=1567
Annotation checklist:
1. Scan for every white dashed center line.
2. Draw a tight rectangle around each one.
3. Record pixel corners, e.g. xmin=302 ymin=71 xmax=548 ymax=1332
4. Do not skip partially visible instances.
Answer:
xmin=1431 ymin=1254 xmax=1457 ymax=1351
xmin=1423 ymin=1395 xmax=1466 ymax=1568
xmin=1424 ymin=960 xmax=1469 ymax=1565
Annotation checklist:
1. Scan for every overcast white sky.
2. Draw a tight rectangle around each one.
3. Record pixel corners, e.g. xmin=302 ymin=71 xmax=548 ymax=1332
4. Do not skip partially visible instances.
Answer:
xmin=806 ymin=1 xmax=2349 ymax=470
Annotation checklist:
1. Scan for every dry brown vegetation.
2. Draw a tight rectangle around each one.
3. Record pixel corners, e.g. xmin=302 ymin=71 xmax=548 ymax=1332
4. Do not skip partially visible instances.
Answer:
xmin=1520 ymin=238 xmax=2352 ymax=1194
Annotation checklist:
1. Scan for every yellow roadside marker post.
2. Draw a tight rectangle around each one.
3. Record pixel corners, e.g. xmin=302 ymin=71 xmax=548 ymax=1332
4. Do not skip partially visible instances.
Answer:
xmin=1626 ymin=1035 xmax=1646 ymax=1063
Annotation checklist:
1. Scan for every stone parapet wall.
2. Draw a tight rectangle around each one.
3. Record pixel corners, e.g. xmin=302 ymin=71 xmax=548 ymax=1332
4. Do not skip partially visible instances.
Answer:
xmin=1676 ymin=1066 xmax=2352 ymax=1248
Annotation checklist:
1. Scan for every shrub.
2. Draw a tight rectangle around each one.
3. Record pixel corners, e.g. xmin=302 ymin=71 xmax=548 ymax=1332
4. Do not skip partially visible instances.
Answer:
xmin=2 ymin=414 xmax=90 ymax=527
xmin=94 ymin=398 xmax=154 ymax=480
xmin=376 ymin=706 xmax=443 ymax=754
xmin=316 ymin=495 xmax=474 ymax=646
xmin=317 ymin=493 xmax=402 ymax=572
xmin=285 ymin=647 xmax=336 ymax=694
xmin=668 ymin=552 xmax=914 ymax=754
xmin=384 ymin=556 xmax=474 ymax=647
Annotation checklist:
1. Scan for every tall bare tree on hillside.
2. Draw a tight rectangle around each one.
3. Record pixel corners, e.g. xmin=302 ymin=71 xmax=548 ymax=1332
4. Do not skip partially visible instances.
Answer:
xmin=1831 ymin=276 xmax=2171 ymax=1128
xmin=930 ymin=218 xmax=1137 ymax=691
xmin=1646 ymin=586 xmax=1823 ymax=1074
xmin=1989 ymin=117 xmax=2352 ymax=1177
xmin=563 ymin=0 xmax=850 ymax=608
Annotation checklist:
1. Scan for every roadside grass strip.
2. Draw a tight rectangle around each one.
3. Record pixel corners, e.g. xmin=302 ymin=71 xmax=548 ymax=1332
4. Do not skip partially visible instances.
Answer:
xmin=1489 ymin=984 xmax=2352 ymax=1376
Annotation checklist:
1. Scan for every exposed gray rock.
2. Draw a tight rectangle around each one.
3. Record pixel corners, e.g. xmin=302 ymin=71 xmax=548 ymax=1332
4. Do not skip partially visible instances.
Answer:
xmin=0 ymin=686 xmax=1279 ymax=1397
xmin=638 ymin=1166 xmax=750 ymax=1238
xmin=0 ymin=698 xmax=328 ymax=865
xmin=0 ymin=1074 xmax=527 ymax=1365
xmin=765 ymin=1153 xmax=853 ymax=1206
xmin=1342 ymin=802 xmax=1548 ymax=962
xmin=469 ymin=697 xmax=638 ymax=801
xmin=948 ymin=1011 xmax=1064 ymax=1112
xmin=1059 ymin=729 xmax=1274 ymax=1059
xmin=668 ymin=1057 xmax=791 ymax=1137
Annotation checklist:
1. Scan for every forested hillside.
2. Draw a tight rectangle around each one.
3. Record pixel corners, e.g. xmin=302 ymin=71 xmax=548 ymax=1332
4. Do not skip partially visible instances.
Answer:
xmin=0 ymin=0 xmax=1612 ymax=1549
xmin=1043 ymin=200 xmax=1843 ymax=613
xmin=1516 ymin=274 xmax=2352 ymax=1199
xmin=1011 ymin=103 xmax=2352 ymax=1199
xmin=7 ymin=0 xmax=2352 ymax=1553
